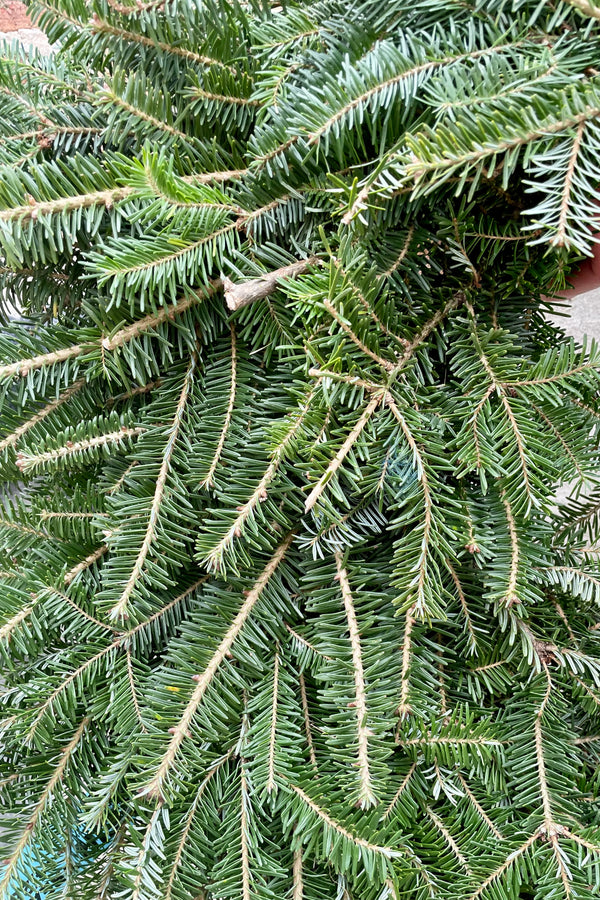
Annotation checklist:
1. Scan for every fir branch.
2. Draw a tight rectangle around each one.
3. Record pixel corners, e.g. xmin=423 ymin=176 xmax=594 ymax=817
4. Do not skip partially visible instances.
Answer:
xmin=0 ymin=187 xmax=132 ymax=225
xmin=143 ymin=534 xmax=294 ymax=798
xmin=552 ymin=121 xmax=586 ymax=249
xmin=385 ymin=395 xmax=435 ymax=617
xmin=64 ymin=544 xmax=108 ymax=585
xmin=307 ymin=368 xmax=378 ymax=394
xmin=104 ymin=461 xmax=139 ymax=496
xmin=553 ymin=600 xmax=577 ymax=645
xmin=391 ymin=292 xmax=464 ymax=373
xmin=534 ymin=667 xmax=555 ymax=834
xmin=0 ymin=291 xmax=210 ymax=381
xmin=457 ymin=773 xmax=504 ymax=840
xmin=398 ymin=736 xmax=504 ymax=748
xmin=108 ymin=358 xmax=196 ymax=620
xmin=126 ymin=647 xmax=147 ymax=733
xmin=100 ymin=290 xmax=216 ymax=352
xmin=164 ymin=750 xmax=234 ymax=900
xmin=89 ymin=15 xmax=235 ymax=71
xmin=406 ymin=102 xmax=600 ymax=182
xmin=130 ymin=805 xmax=163 ymax=900
xmin=27 ymin=645 xmax=117 ymax=740
xmin=0 ymin=605 xmax=33 ymax=642
xmin=293 ymin=848 xmax=303 ymax=900
xmin=505 ymin=360 xmax=600 ymax=387
xmin=0 ymin=342 xmax=88 ymax=380
xmin=27 ymin=578 xmax=206 ymax=740
xmin=572 ymin=676 xmax=600 ymax=707
xmin=446 ymin=561 xmax=478 ymax=653
xmin=0 ymin=717 xmax=89 ymax=900
xmin=289 ymin=784 xmax=402 ymax=859
xmin=467 ymin=832 xmax=538 ymax=900
xmin=501 ymin=492 xmax=521 ymax=610
xmin=426 ymin=807 xmax=471 ymax=875
xmin=304 ymin=392 xmax=383 ymax=513
xmin=378 ymin=225 xmax=415 ymax=279
xmin=201 ymin=324 xmax=237 ymax=489
xmin=531 ymin=403 xmax=586 ymax=481
xmin=0 ymin=516 xmax=54 ymax=540
xmin=397 ymin=610 xmax=415 ymax=718
xmin=15 ymin=427 xmax=143 ymax=474
xmin=190 ymin=87 xmax=261 ymax=108
xmin=467 ymin=303 xmax=533 ymax=507
xmin=306 ymin=41 xmax=526 ymax=147
xmin=266 ymin=649 xmax=280 ymax=794
xmin=335 ymin=551 xmax=376 ymax=808
xmin=384 ymin=763 xmax=417 ymax=819
xmin=322 ymin=299 xmax=395 ymax=371
xmin=286 ymin=623 xmax=332 ymax=661
xmin=299 ymin=670 xmax=318 ymax=771
xmin=44 ymin=584 xmax=116 ymax=633
xmin=127 ymin=577 xmax=208 ymax=635
xmin=39 ymin=511 xmax=98 ymax=520
xmin=202 ymin=388 xmax=315 ymax=570
xmin=0 ymin=170 xmax=247 ymax=226
xmin=240 ymin=768 xmax=251 ymax=900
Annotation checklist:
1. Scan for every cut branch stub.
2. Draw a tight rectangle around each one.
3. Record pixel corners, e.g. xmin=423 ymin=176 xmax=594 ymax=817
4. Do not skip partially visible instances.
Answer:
xmin=222 ymin=257 xmax=321 ymax=311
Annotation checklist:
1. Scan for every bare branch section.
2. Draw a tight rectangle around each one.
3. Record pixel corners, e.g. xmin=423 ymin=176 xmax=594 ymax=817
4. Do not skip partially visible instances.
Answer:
xmin=143 ymin=533 xmax=294 ymax=798
xmin=565 ymin=0 xmax=600 ymax=19
xmin=223 ymin=257 xmax=320 ymax=311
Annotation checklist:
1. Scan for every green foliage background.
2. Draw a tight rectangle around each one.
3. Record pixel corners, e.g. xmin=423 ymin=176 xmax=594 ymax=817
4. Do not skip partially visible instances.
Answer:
xmin=1 ymin=0 xmax=600 ymax=897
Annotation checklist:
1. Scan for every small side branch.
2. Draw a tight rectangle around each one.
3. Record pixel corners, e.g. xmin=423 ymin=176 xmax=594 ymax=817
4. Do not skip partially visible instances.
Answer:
xmin=335 ymin=551 xmax=376 ymax=808
xmin=266 ymin=651 xmax=280 ymax=794
xmin=304 ymin=393 xmax=383 ymax=513
xmin=397 ymin=609 xmax=415 ymax=719
xmin=0 ymin=378 xmax=85 ymax=452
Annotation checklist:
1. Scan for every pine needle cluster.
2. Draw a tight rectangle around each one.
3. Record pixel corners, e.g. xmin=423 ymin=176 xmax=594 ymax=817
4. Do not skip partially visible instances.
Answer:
xmin=1 ymin=0 xmax=600 ymax=897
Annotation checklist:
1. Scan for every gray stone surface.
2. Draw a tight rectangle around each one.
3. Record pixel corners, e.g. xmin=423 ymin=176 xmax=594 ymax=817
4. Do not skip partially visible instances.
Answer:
xmin=548 ymin=288 xmax=600 ymax=343
xmin=0 ymin=27 xmax=52 ymax=53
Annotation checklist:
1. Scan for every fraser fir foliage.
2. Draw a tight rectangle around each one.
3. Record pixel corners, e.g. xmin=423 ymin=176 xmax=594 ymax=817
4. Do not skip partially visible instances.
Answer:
xmin=2 ymin=0 xmax=600 ymax=897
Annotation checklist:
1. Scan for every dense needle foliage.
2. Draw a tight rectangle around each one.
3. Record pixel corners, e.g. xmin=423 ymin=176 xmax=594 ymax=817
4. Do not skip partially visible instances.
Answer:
xmin=2 ymin=0 xmax=600 ymax=896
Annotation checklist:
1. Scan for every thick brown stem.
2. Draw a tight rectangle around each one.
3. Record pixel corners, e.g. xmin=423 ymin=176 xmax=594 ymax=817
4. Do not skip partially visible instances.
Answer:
xmin=222 ymin=257 xmax=320 ymax=311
